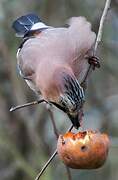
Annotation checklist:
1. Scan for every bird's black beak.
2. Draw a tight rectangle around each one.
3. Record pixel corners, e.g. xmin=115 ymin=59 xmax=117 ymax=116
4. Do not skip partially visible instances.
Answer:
xmin=50 ymin=102 xmax=82 ymax=129
xmin=68 ymin=113 xmax=81 ymax=129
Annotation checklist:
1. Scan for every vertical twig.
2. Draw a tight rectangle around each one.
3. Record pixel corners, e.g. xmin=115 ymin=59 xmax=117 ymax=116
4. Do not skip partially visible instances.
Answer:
xmin=82 ymin=0 xmax=111 ymax=86
xmin=47 ymin=107 xmax=59 ymax=139
xmin=47 ymin=106 xmax=72 ymax=180
xmin=65 ymin=166 xmax=72 ymax=180
xmin=94 ymin=0 xmax=111 ymax=54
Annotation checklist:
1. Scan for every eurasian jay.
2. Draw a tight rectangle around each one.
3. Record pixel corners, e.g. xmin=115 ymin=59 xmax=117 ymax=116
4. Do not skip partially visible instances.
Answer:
xmin=12 ymin=13 xmax=98 ymax=129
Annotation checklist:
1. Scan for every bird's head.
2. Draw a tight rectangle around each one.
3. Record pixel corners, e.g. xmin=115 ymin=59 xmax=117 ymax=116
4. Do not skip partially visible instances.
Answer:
xmin=48 ymin=68 xmax=85 ymax=129
xmin=12 ymin=13 xmax=49 ymax=38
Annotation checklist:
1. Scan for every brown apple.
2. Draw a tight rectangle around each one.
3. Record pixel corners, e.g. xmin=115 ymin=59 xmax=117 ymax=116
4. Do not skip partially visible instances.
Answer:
xmin=57 ymin=130 xmax=110 ymax=169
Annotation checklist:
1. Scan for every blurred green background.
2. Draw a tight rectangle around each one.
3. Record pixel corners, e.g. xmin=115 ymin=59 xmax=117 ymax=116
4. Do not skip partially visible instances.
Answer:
xmin=0 ymin=0 xmax=118 ymax=179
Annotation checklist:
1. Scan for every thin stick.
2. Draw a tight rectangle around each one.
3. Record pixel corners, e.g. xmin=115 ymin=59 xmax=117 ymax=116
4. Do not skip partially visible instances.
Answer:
xmin=10 ymin=99 xmax=45 ymax=112
xmin=65 ymin=166 xmax=72 ymax=180
xmin=35 ymin=150 xmax=57 ymax=180
xmin=47 ymin=108 xmax=59 ymax=139
xmin=34 ymin=124 xmax=73 ymax=180
xmin=67 ymin=124 xmax=74 ymax=132
xmin=94 ymin=0 xmax=111 ymax=54
xmin=47 ymin=107 xmax=72 ymax=180
xmin=82 ymin=0 xmax=111 ymax=86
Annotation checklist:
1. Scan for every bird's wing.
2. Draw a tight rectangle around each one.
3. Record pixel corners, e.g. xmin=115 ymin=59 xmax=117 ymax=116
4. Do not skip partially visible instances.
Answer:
xmin=16 ymin=30 xmax=68 ymax=93
xmin=17 ymin=17 xmax=96 ymax=90
xmin=17 ymin=28 xmax=68 ymax=79
xmin=66 ymin=17 xmax=96 ymax=82
xmin=17 ymin=40 xmax=40 ymax=92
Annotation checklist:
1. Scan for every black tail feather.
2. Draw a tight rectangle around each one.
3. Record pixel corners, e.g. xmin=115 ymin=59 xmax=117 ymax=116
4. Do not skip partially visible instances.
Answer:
xmin=12 ymin=13 xmax=41 ymax=37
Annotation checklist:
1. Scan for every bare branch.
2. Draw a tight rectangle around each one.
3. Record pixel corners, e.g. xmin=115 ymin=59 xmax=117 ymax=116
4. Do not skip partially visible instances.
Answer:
xmin=34 ymin=124 xmax=73 ymax=180
xmin=47 ymin=106 xmax=72 ymax=180
xmin=10 ymin=99 xmax=46 ymax=112
xmin=35 ymin=150 xmax=57 ymax=180
xmin=65 ymin=166 xmax=72 ymax=180
xmin=47 ymin=107 xmax=59 ymax=139
xmin=94 ymin=0 xmax=111 ymax=54
xmin=82 ymin=0 xmax=111 ymax=88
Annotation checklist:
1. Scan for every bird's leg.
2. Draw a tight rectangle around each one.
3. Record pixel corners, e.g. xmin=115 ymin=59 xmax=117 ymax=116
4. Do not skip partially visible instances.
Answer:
xmin=87 ymin=56 xmax=100 ymax=70
xmin=81 ymin=56 xmax=100 ymax=91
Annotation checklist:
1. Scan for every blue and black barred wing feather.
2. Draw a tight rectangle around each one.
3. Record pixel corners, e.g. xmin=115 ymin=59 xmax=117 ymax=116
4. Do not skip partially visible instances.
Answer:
xmin=65 ymin=76 xmax=85 ymax=109
xmin=12 ymin=13 xmax=41 ymax=37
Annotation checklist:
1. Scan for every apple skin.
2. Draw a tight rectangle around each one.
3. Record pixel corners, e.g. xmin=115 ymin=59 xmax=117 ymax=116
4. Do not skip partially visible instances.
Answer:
xmin=57 ymin=131 xmax=110 ymax=169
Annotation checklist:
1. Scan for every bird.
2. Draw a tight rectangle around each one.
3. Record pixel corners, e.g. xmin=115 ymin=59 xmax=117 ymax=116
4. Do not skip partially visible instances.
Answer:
xmin=12 ymin=13 xmax=99 ymax=129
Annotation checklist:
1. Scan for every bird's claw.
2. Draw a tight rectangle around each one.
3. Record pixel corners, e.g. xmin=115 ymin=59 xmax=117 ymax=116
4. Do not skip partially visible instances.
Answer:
xmin=87 ymin=56 xmax=100 ymax=70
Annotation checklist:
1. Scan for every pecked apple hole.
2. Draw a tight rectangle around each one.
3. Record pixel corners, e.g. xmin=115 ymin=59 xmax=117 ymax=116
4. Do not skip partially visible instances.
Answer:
xmin=81 ymin=145 xmax=88 ymax=152
xmin=60 ymin=135 xmax=66 ymax=145
xmin=77 ymin=131 xmax=87 ymax=139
